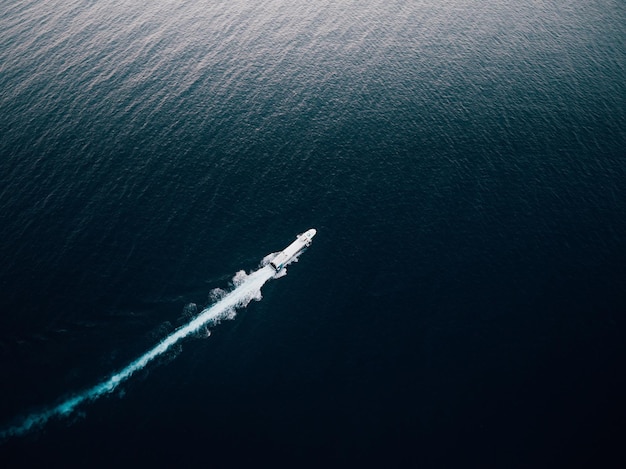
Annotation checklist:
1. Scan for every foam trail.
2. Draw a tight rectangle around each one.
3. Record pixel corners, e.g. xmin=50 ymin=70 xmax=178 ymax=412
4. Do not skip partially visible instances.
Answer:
xmin=1 ymin=265 xmax=276 ymax=440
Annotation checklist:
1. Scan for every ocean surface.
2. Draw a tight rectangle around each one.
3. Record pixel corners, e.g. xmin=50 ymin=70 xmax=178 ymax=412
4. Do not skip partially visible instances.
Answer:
xmin=1 ymin=0 xmax=625 ymax=466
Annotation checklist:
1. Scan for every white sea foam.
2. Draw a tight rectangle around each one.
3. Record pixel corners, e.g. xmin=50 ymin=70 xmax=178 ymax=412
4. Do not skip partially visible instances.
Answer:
xmin=0 ymin=263 xmax=276 ymax=440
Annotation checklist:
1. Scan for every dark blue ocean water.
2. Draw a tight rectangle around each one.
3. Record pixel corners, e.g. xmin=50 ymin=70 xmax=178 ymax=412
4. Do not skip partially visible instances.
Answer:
xmin=1 ymin=0 xmax=625 ymax=466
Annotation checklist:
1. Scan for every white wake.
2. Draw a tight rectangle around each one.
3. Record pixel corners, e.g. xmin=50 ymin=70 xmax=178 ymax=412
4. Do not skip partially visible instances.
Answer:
xmin=1 ymin=263 xmax=278 ymax=440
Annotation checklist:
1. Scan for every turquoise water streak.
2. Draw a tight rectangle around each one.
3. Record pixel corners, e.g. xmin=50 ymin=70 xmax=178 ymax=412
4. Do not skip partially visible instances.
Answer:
xmin=1 ymin=265 xmax=274 ymax=439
